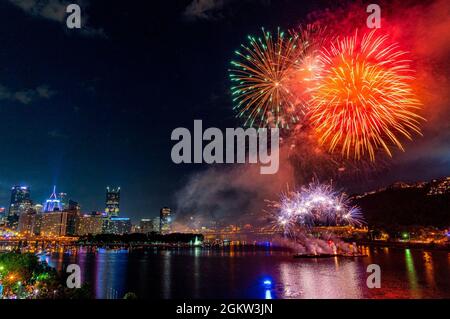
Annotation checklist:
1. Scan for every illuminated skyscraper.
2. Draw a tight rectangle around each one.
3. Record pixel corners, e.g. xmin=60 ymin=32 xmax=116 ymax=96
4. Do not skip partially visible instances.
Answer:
xmin=107 ymin=217 xmax=132 ymax=235
xmin=0 ymin=207 xmax=6 ymax=225
xmin=40 ymin=211 xmax=74 ymax=237
xmin=65 ymin=200 xmax=81 ymax=236
xmin=8 ymin=186 xmax=32 ymax=229
xmin=77 ymin=212 xmax=104 ymax=236
xmin=43 ymin=186 xmax=62 ymax=212
xmin=34 ymin=204 xmax=43 ymax=214
xmin=105 ymin=187 xmax=120 ymax=218
xmin=160 ymin=207 xmax=172 ymax=234
xmin=153 ymin=216 xmax=161 ymax=233
xmin=140 ymin=219 xmax=154 ymax=234
xmin=18 ymin=210 xmax=37 ymax=235
xmin=58 ymin=192 xmax=68 ymax=210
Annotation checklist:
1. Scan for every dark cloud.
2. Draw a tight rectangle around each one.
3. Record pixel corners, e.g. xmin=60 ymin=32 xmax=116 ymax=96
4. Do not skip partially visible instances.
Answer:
xmin=182 ymin=0 xmax=272 ymax=21
xmin=7 ymin=0 xmax=105 ymax=37
xmin=183 ymin=0 xmax=228 ymax=20
xmin=0 ymin=84 xmax=55 ymax=104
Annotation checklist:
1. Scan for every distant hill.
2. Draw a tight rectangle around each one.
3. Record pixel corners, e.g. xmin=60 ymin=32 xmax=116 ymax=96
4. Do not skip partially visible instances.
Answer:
xmin=352 ymin=177 xmax=450 ymax=228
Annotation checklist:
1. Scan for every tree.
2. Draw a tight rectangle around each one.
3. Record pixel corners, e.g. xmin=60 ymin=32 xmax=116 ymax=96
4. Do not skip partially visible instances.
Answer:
xmin=123 ymin=292 xmax=138 ymax=299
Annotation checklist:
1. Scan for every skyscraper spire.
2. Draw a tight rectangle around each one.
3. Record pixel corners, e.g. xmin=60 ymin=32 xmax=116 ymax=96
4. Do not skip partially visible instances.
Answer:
xmin=49 ymin=185 xmax=57 ymax=200
xmin=43 ymin=185 xmax=62 ymax=212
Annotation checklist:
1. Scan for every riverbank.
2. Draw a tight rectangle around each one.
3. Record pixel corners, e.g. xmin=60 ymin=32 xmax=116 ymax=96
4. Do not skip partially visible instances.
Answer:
xmin=355 ymin=239 xmax=450 ymax=251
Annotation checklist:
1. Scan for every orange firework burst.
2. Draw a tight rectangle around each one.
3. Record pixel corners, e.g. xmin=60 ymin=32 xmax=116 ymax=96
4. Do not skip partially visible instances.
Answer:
xmin=309 ymin=30 xmax=424 ymax=161
xmin=229 ymin=28 xmax=303 ymax=129
xmin=285 ymin=24 xmax=329 ymax=112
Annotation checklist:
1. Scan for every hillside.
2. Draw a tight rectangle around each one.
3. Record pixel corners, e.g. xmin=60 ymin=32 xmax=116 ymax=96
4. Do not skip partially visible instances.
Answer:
xmin=353 ymin=177 xmax=450 ymax=227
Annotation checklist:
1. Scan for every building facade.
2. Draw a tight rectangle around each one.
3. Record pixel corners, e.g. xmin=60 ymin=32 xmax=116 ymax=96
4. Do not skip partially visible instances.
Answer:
xmin=153 ymin=216 xmax=161 ymax=233
xmin=0 ymin=207 xmax=6 ymax=225
xmin=40 ymin=211 xmax=78 ymax=237
xmin=106 ymin=217 xmax=131 ymax=235
xmin=18 ymin=210 xmax=37 ymax=235
xmin=8 ymin=186 xmax=32 ymax=229
xmin=160 ymin=207 xmax=172 ymax=234
xmin=105 ymin=187 xmax=120 ymax=218
xmin=77 ymin=212 xmax=104 ymax=236
xmin=58 ymin=192 xmax=68 ymax=210
xmin=140 ymin=219 xmax=154 ymax=233
xmin=40 ymin=212 xmax=66 ymax=236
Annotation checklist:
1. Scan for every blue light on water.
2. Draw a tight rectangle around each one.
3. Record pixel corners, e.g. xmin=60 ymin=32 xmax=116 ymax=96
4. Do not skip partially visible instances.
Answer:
xmin=262 ymin=277 xmax=274 ymax=299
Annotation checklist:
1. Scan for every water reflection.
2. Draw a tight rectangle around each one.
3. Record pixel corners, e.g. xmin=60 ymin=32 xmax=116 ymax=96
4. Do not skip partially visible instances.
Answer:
xmin=404 ymin=249 xmax=420 ymax=298
xmin=278 ymin=258 xmax=363 ymax=298
xmin=46 ymin=247 xmax=450 ymax=299
xmin=161 ymin=250 xmax=171 ymax=299
xmin=423 ymin=251 xmax=435 ymax=289
xmin=193 ymin=248 xmax=200 ymax=298
xmin=262 ymin=278 xmax=273 ymax=299
xmin=95 ymin=249 xmax=128 ymax=299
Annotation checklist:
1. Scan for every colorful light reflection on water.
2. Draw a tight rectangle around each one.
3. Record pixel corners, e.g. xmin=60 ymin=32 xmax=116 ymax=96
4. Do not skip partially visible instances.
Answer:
xmin=47 ymin=247 xmax=450 ymax=299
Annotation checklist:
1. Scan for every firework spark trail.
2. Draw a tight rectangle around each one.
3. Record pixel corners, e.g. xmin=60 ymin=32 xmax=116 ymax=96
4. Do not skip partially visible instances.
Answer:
xmin=267 ymin=181 xmax=364 ymax=236
xmin=230 ymin=25 xmax=424 ymax=163
xmin=229 ymin=27 xmax=307 ymax=129
xmin=309 ymin=29 xmax=424 ymax=161
xmin=284 ymin=24 xmax=330 ymax=112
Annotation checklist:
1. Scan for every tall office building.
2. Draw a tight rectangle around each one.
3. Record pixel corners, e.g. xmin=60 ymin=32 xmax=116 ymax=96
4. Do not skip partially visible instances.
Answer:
xmin=140 ymin=219 xmax=154 ymax=234
xmin=58 ymin=192 xmax=68 ymax=210
xmin=160 ymin=207 xmax=172 ymax=235
xmin=107 ymin=217 xmax=131 ymax=235
xmin=153 ymin=216 xmax=161 ymax=233
xmin=76 ymin=212 xmax=104 ymax=236
xmin=40 ymin=191 xmax=79 ymax=236
xmin=32 ymin=204 xmax=44 ymax=234
xmin=0 ymin=207 xmax=6 ymax=225
xmin=40 ymin=212 xmax=66 ymax=236
xmin=105 ymin=187 xmax=120 ymax=218
xmin=33 ymin=204 xmax=43 ymax=214
xmin=8 ymin=186 xmax=32 ymax=229
xmin=64 ymin=200 xmax=81 ymax=236
xmin=18 ymin=211 xmax=38 ymax=235
xmin=43 ymin=186 xmax=62 ymax=212
xmin=67 ymin=200 xmax=81 ymax=212
xmin=40 ymin=210 xmax=78 ymax=237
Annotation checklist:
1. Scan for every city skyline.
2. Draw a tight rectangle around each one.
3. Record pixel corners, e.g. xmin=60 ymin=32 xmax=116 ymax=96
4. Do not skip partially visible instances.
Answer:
xmin=0 ymin=184 xmax=166 ymax=222
xmin=0 ymin=181 xmax=176 ymax=236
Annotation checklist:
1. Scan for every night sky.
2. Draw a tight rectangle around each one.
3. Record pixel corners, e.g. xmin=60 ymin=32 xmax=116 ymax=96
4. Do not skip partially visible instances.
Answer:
xmin=0 ymin=0 xmax=448 ymax=222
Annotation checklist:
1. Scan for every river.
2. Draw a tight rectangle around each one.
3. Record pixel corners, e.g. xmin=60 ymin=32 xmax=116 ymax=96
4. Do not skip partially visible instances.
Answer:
xmin=44 ymin=246 xmax=450 ymax=299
